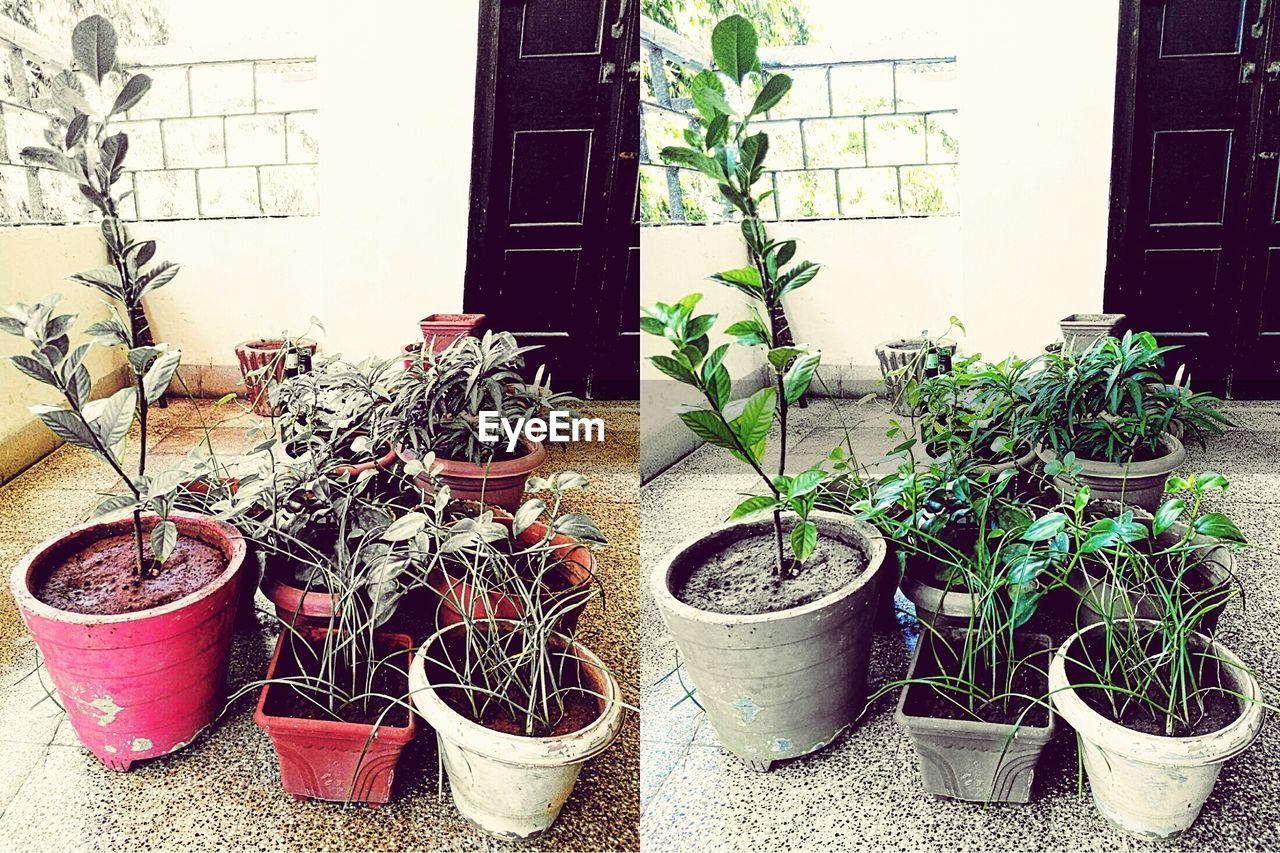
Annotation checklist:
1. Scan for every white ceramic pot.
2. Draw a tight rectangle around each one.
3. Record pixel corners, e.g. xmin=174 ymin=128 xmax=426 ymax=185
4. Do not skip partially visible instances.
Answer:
xmin=408 ymin=626 xmax=624 ymax=839
xmin=651 ymin=512 xmax=887 ymax=770
xmin=1048 ymin=621 xmax=1264 ymax=839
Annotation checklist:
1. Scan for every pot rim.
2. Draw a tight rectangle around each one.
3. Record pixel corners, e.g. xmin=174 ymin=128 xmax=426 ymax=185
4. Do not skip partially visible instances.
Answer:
xmin=650 ymin=510 xmax=887 ymax=626
xmin=235 ymin=337 xmax=318 ymax=354
xmin=895 ymin=628 xmax=1056 ymax=738
xmin=254 ymin=627 xmax=417 ymax=739
xmin=396 ymin=437 xmax=546 ymax=478
xmin=332 ymin=441 xmax=398 ymax=476
xmin=1037 ymin=432 xmax=1185 ymax=477
xmin=418 ymin=313 xmax=487 ymax=326
xmin=408 ymin=622 xmax=624 ymax=767
xmin=10 ymin=510 xmax=246 ymax=626
xmin=1048 ymin=620 xmax=1264 ymax=766
xmin=876 ymin=337 xmax=957 ymax=354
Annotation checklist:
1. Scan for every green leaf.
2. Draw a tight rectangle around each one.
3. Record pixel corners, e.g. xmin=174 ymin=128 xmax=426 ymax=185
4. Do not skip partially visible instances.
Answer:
xmin=69 ymin=266 xmax=125 ymax=301
xmin=709 ymin=267 xmax=762 ymax=295
xmin=1023 ymin=512 xmax=1068 ymax=542
xmin=142 ymin=349 xmax=181 ymax=403
xmin=738 ymin=133 xmax=769 ymax=183
xmin=685 ymin=313 xmax=717 ymax=340
xmin=99 ymin=132 xmax=129 ymax=186
xmin=1152 ymin=498 xmax=1185 ymax=536
xmin=790 ymin=520 xmax=817 ymax=562
xmin=73 ymin=15 xmax=119 ymax=83
xmin=50 ymin=71 xmax=91 ymax=116
xmin=512 ymin=498 xmax=546 ymax=536
xmin=659 ymin=146 xmax=724 ymax=181
xmin=638 ymin=316 xmax=664 ymax=336
xmin=1194 ymin=471 xmax=1230 ymax=493
xmin=87 ymin=387 xmax=136 ymax=461
xmin=650 ymin=355 xmax=697 ymax=385
xmin=65 ymin=113 xmax=88 ymax=149
xmin=1193 ymin=512 xmax=1246 ymax=543
xmin=8 ymin=355 xmax=58 ymax=386
xmin=110 ymin=73 xmax=151 ymax=115
xmin=707 ymin=365 xmax=731 ymax=410
xmin=750 ymin=73 xmax=792 ymax=116
xmin=705 ymin=114 xmax=729 ymax=148
xmin=32 ymin=406 xmax=99 ymax=451
xmin=150 ymin=520 xmax=177 ymax=563
xmin=778 ymin=260 xmax=821 ymax=296
xmin=711 ymin=14 xmax=759 ymax=85
xmin=728 ymin=494 xmax=776 ymax=520
xmin=92 ymin=493 xmax=137 ymax=518
xmin=730 ymin=386 xmax=776 ymax=448
xmin=127 ymin=345 xmax=161 ymax=374
xmin=783 ymin=351 xmax=821 ymax=404
xmin=767 ymin=346 xmax=804 ymax=371
xmin=383 ymin=512 xmax=427 ymax=541
xmin=677 ymin=407 xmax=739 ymax=451
xmin=725 ymin=318 xmax=769 ymax=346
xmin=690 ymin=69 xmax=733 ymax=121
xmin=555 ymin=512 xmax=607 ymax=543
xmin=700 ymin=343 xmax=730 ymax=380
xmin=789 ymin=467 xmax=824 ymax=497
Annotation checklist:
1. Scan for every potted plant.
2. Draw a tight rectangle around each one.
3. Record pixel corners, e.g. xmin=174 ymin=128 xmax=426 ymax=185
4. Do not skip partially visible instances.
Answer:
xmin=874 ymin=324 xmax=960 ymax=417
xmin=273 ymin=352 xmax=398 ymax=473
xmin=386 ymin=331 xmax=571 ymax=510
xmin=9 ymin=15 xmax=245 ymax=770
xmin=235 ymin=334 xmax=319 ymax=417
xmin=1047 ymin=474 xmax=1267 ymax=839
xmin=647 ymin=16 xmax=887 ymax=771
xmin=248 ymin=458 xmax=436 ymax=804
xmin=419 ymin=312 xmax=487 ymax=353
xmin=1059 ymin=313 xmax=1126 ymax=353
xmin=387 ymin=473 xmax=604 ymax=632
xmin=1029 ymin=331 xmax=1233 ymax=511
xmin=875 ymin=470 xmax=1059 ymax=803
xmin=407 ymin=490 xmax=625 ymax=837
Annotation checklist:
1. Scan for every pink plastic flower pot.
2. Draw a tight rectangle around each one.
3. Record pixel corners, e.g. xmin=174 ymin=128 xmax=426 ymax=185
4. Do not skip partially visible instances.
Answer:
xmin=10 ymin=512 xmax=246 ymax=771
xmin=254 ymin=628 xmax=417 ymax=805
xmin=418 ymin=313 xmax=487 ymax=354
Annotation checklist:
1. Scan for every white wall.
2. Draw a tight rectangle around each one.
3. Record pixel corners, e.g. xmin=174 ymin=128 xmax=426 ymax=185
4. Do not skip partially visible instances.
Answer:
xmin=956 ymin=1 xmax=1119 ymax=358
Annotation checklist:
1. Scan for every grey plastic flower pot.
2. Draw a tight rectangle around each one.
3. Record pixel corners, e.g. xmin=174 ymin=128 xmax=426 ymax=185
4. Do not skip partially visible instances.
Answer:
xmin=1049 ymin=621 xmax=1264 ymax=839
xmin=1059 ymin=313 xmax=1125 ymax=353
xmin=1037 ymin=433 xmax=1185 ymax=513
xmin=895 ymin=630 xmax=1056 ymax=803
xmin=651 ymin=512 xmax=887 ymax=771
xmin=899 ymin=559 xmax=975 ymax=629
xmin=408 ymin=625 xmax=624 ymax=839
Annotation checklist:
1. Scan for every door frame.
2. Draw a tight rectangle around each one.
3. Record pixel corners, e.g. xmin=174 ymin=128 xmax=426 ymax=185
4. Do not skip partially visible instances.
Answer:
xmin=463 ymin=1 xmax=502 ymax=317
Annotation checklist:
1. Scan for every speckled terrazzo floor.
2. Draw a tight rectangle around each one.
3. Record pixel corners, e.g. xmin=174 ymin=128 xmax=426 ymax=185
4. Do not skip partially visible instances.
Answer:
xmin=0 ymin=397 xmax=639 ymax=852
xmin=640 ymin=399 xmax=1280 ymax=852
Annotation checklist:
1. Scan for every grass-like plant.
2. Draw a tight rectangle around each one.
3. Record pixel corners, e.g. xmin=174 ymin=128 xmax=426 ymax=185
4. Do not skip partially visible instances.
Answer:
xmin=916 ymin=353 xmax=1038 ymax=466
xmin=1027 ymin=331 xmax=1233 ymax=464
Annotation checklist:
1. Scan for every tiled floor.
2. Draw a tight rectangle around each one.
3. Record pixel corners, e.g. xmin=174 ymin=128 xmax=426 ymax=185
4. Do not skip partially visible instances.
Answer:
xmin=0 ymin=397 xmax=639 ymax=852
xmin=640 ymin=399 xmax=1280 ymax=852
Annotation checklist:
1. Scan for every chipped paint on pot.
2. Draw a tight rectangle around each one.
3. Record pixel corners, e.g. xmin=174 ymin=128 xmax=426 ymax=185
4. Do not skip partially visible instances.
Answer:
xmin=1049 ymin=621 xmax=1264 ymax=839
xmin=651 ymin=512 xmax=887 ymax=771
xmin=10 ymin=512 xmax=245 ymax=771
xmin=408 ymin=625 xmax=624 ymax=839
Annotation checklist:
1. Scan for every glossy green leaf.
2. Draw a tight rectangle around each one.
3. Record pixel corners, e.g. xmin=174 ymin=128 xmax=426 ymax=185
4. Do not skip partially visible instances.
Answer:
xmin=710 ymin=14 xmax=758 ymax=85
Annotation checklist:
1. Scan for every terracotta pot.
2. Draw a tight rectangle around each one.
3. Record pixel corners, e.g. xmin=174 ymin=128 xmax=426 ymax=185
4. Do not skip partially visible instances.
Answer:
xmin=255 ymin=627 xmax=417 ymax=805
xmin=1049 ymin=621 xmax=1263 ymax=839
xmin=10 ymin=512 xmax=246 ymax=771
xmin=260 ymin=566 xmax=338 ymax=626
xmin=396 ymin=438 xmax=547 ymax=511
xmin=419 ymin=313 xmax=487 ymax=353
xmin=234 ymin=338 xmax=318 ymax=417
xmin=401 ymin=342 xmax=424 ymax=370
xmin=895 ymin=629 xmax=1056 ymax=803
xmin=429 ymin=518 xmax=595 ymax=632
xmin=1037 ymin=433 xmax=1186 ymax=513
xmin=409 ymin=623 xmax=624 ymax=838
xmin=652 ymin=513 xmax=888 ymax=770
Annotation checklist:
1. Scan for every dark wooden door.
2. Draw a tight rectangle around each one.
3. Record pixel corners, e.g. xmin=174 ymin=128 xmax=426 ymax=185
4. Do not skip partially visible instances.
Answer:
xmin=465 ymin=0 xmax=639 ymax=399
xmin=1107 ymin=0 xmax=1280 ymax=398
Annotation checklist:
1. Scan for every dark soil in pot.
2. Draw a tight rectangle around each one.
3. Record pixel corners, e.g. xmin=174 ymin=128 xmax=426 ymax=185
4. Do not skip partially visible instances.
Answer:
xmin=904 ymin=632 xmax=1051 ymax=727
xmin=672 ymin=528 xmax=867 ymax=615
xmin=35 ymin=532 xmax=226 ymax=615
xmin=1064 ymin=630 xmax=1240 ymax=738
xmin=263 ymin=632 xmax=411 ymax=727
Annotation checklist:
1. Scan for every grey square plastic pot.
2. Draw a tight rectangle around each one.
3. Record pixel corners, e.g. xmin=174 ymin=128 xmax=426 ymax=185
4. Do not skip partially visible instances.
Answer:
xmin=895 ymin=630 xmax=1056 ymax=803
xmin=651 ymin=512 xmax=888 ymax=771
xmin=1059 ymin=313 xmax=1125 ymax=353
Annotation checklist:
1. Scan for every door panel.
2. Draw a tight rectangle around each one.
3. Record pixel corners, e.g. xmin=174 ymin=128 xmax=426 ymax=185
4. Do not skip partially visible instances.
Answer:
xmin=464 ymin=0 xmax=639 ymax=398
xmin=1106 ymin=0 xmax=1276 ymax=396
